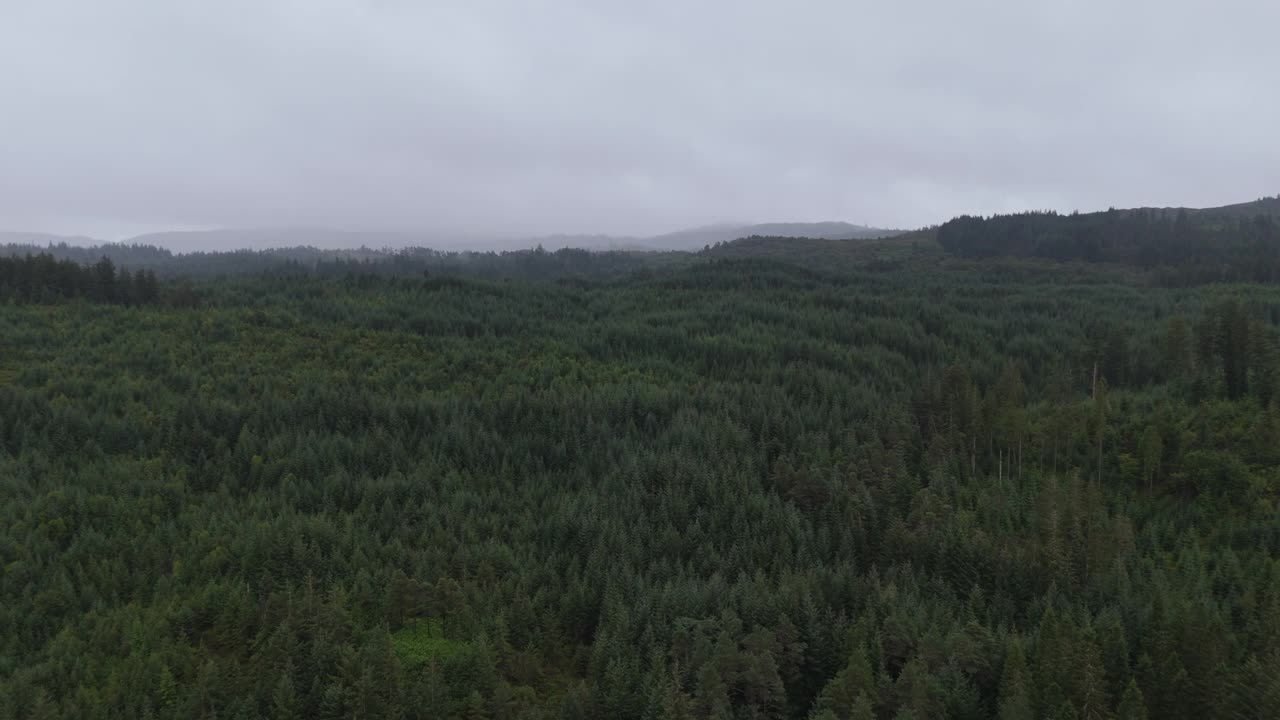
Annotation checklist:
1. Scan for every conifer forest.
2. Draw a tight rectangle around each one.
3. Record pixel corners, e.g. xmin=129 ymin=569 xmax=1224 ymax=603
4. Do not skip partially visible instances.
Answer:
xmin=3 ymin=216 xmax=1280 ymax=719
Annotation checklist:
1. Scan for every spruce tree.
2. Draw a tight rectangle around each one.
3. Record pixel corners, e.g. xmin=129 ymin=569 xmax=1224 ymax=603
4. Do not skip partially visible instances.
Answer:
xmin=1115 ymin=679 xmax=1148 ymax=720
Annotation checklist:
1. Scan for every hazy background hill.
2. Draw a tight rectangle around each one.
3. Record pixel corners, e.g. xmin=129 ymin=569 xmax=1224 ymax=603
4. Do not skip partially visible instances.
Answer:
xmin=637 ymin=222 xmax=901 ymax=250
xmin=0 ymin=221 xmax=902 ymax=255
xmin=124 ymin=222 xmax=901 ymax=253
xmin=128 ymin=229 xmax=497 ymax=254
xmin=936 ymin=194 xmax=1280 ymax=284
xmin=3 ymin=197 xmax=1275 ymax=280
xmin=1094 ymin=195 xmax=1280 ymax=221
xmin=0 ymin=231 xmax=101 ymax=248
xmin=1188 ymin=195 xmax=1280 ymax=219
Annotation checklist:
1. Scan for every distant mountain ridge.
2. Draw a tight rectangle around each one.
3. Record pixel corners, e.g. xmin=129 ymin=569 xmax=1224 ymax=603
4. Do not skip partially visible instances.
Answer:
xmin=127 ymin=228 xmax=500 ymax=254
xmin=1086 ymin=196 xmax=1280 ymax=222
xmin=4 ymin=197 xmax=1274 ymax=256
xmin=1188 ymin=195 xmax=1280 ymax=219
xmin=637 ymin=222 xmax=901 ymax=251
xmin=0 ymin=221 xmax=903 ymax=254
xmin=936 ymin=194 xmax=1280 ymax=284
xmin=0 ymin=231 xmax=102 ymax=247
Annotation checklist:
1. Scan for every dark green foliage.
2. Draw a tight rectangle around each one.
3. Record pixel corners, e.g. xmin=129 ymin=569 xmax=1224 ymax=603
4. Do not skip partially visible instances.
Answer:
xmin=0 ymin=253 xmax=162 ymax=305
xmin=937 ymin=206 xmax=1280 ymax=284
xmin=997 ymin=640 xmax=1033 ymax=720
xmin=1 ymin=242 xmax=687 ymax=281
xmin=1115 ymin=680 xmax=1147 ymax=720
xmin=392 ymin=618 xmax=467 ymax=666
xmin=1 ymin=244 xmax=1278 ymax=718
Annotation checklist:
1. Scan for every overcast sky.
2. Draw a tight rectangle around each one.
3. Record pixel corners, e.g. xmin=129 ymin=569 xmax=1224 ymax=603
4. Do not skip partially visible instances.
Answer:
xmin=3 ymin=0 xmax=1278 ymax=241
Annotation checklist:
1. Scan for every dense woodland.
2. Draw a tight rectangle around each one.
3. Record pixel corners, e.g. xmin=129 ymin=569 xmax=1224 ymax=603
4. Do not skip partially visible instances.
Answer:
xmin=0 ymin=243 xmax=675 ymax=282
xmin=936 ymin=197 xmax=1280 ymax=286
xmin=0 ymin=254 xmax=161 ymax=306
xmin=2 ymin=231 xmax=1280 ymax=719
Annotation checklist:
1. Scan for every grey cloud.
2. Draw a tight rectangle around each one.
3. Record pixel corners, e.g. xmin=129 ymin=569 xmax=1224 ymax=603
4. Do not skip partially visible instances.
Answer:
xmin=2 ymin=0 xmax=1277 ymax=242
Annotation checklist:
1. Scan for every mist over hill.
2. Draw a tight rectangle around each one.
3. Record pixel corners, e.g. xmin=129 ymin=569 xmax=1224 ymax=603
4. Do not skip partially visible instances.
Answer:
xmin=3 ymin=196 xmax=1274 ymax=270
xmin=0 ymin=231 xmax=102 ymax=248
xmin=636 ymin=222 xmax=902 ymax=250
xmin=0 ymin=221 xmax=903 ymax=255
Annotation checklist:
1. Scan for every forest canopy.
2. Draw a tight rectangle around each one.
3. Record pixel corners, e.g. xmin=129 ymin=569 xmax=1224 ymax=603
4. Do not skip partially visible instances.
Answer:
xmin=2 ymin=235 xmax=1279 ymax=719
xmin=937 ymin=200 xmax=1280 ymax=284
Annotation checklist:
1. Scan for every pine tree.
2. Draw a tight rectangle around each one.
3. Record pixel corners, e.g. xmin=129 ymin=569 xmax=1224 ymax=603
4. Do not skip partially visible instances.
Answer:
xmin=319 ymin=684 xmax=346 ymax=720
xmin=1165 ymin=317 xmax=1193 ymax=379
xmin=464 ymin=690 xmax=490 ymax=720
xmin=135 ymin=269 xmax=160 ymax=304
xmin=117 ymin=267 xmax=135 ymax=306
xmin=558 ymin=681 xmax=596 ymax=720
xmin=1050 ymin=699 xmax=1080 ymax=720
xmin=92 ymin=256 xmax=116 ymax=303
xmin=998 ymin=639 xmax=1034 ymax=720
xmin=1138 ymin=426 xmax=1161 ymax=493
xmin=849 ymin=694 xmax=875 ymax=720
xmin=1093 ymin=376 xmax=1109 ymax=485
xmin=1074 ymin=626 xmax=1110 ymax=720
xmin=815 ymin=643 xmax=876 ymax=717
xmin=1218 ymin=300 xmax=1251 ymax=399
xmin=993 ymin=362 xmax=1027 ymax=483
xmin=1115 ymin=679 xmax=1148 ymax=720
xmin=271 ymin=673 xmax=301 ymax=720
xmin=1095 ymin=611 xmax=1131 ymax=703
xmin=1250 ymin=317 xmax=1280 ymax=405
xmin=658 ymin=676 xmax=695 ymax=720
xmin=157 ymin=665 xmax=178 ymax=715
xmin=694 ymin=662 xmax=733 ymax=720
xmin=894 ymin=659 xmax=944 ymax=719
xmin=414 ymin=657 xmax=451 ymax=720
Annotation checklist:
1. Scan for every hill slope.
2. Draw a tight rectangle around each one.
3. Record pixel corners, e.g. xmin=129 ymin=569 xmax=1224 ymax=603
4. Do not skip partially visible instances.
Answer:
xmin=0 ymin=231 xmax=103 ymax=247
xmin=127 ymin=228 xmax=495 ymax=254
xmin=127 ymin=223 xmax=902 ymax=253
xmin=1195 ymin=195 xmax=1280 ymax=219
xmin=936 ymin=195 xmax=1280 ymax=283
xmin=642 ymin=221 xmax=901 ymax=250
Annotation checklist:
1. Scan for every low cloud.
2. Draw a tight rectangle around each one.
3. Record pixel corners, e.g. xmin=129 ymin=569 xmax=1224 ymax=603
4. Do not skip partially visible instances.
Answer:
xmin=3 ymin=0 xmax=1277 ymax=240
